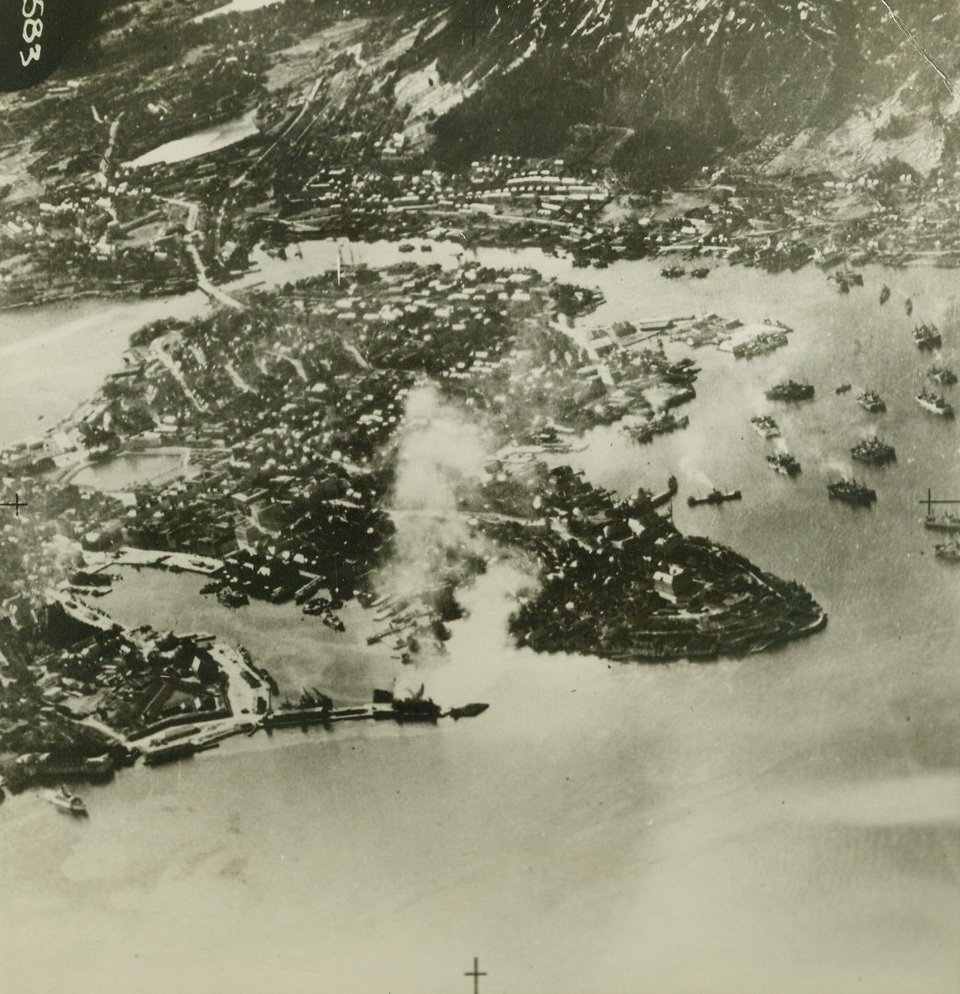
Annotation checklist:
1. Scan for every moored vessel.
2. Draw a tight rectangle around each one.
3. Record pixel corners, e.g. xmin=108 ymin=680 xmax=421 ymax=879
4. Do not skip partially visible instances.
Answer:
xmin=827 ymin=269 xmax=862 ymax=293
xmin=766 ymin=380 xmax=814 ymax=401
xmin=827 ymin=479 xmax=877 ymax=506
xmin=913 ymin=322 xmax=942 ymax=349
xmin=687 ymin=488 xmax=742 ymax=507
xmin=857 ymin=389 xmax=886 ymax=413
xmin=766 ymin=452 xmax=801 ymax=476
xmin=750 ymin=415 xmax=779 ymax=438
xmin=732 ymin=330 xmax=788 ymax=358
xmin=935 ymin=540 xmax=960 ymax=561
xmin=928 ymin=363 xmax=957 ymax=386
xmin=851 ymin=437 xmax=896 ymax=465
xmin=624 ymin=413 xmax=689 ymax=444
xmin=915 ymin=390 xmax=954 ymax=417
xmin=925 ymin=511 xmax=960 ymax=531
xmin=45 ymin=785 xmax=87 ymax=816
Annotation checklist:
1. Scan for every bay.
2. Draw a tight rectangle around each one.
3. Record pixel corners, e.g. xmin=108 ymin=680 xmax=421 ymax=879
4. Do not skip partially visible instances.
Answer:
xmin=0 ymin=245 xmax=958 ymax=994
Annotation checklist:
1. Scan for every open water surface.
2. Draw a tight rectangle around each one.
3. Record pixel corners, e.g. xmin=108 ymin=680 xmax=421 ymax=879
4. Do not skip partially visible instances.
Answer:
xmin=125 ymin=111 xmax=260 ymax=169
xmin=70 ymin=452 xmax=195 ymax=491
xmin=1 ymin=245 xmax=958 ymax=994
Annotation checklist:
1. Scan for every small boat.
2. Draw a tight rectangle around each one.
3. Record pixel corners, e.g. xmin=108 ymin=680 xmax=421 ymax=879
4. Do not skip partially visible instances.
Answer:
xmin=398 ymin=242 xmax=415 ymax=253
xmin=690 ymin=267 xmax=710 ymax=279
xmin=916 ymin=390 xmax=954 ymax=417
xmin=935 ymin=540 xmax=960 ymax=560
xmin=687 ymin=488 xmax=742 ymax=507
xmin=46 ymin=785 xmax=87 ymax=816
xmin=660 ymin=265 xmax=685 ymax=279
xmin=835 ymin=383 xmax=852 ymax=394
xmin=447 ymin=702 xmax=490 ymax=720
xmin=879 ymin=285 xmax=890 ymax=305
xmin=828 ymin=271 xmax=851 ymax=293
xmin=216 ymin=586 xmax=248 ymax=608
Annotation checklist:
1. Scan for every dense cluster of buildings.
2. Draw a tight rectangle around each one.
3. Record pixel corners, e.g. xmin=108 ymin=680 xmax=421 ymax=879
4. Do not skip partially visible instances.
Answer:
xmin=509 ymin=466 xmax=825 ymax=661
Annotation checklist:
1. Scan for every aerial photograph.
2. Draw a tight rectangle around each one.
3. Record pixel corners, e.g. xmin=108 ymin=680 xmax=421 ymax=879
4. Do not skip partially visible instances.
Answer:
xmin=0 ymin=1 xmax=957 ymax=992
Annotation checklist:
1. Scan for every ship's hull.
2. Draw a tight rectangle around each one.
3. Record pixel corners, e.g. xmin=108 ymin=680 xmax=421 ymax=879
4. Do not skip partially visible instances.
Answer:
xmin=925 ymin=517 xmax=960 ymax=532
xmin=916 ymin=396 xmax=954 ymax=417
xmin=688 ymin=491 xmax=742 ymax=506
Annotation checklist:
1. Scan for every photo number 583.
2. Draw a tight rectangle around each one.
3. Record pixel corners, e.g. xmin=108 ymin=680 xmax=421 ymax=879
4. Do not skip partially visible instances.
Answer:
xmin=0 ymin=0 xmax=88 ymax=92
xmin=20 ymin=0 xmax=44 ymax=67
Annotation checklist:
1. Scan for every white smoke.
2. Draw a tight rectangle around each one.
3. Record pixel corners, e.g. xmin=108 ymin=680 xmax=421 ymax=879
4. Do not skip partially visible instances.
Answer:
xmin=378 ymin=382 xmax=494 ymax=691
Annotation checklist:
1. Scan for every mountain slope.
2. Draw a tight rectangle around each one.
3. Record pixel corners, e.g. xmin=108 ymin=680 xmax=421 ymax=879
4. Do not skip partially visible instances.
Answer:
xmin=389 ymin=0 xmax=960 ymax=179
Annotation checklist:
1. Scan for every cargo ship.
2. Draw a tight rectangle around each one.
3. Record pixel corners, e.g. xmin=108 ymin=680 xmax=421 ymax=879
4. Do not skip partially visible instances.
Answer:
xmin=913 ymin=323 xmax=942 ymax=349
xmin=766 ymin=452 xmax=801 ymax=476
xmin=851 ymin=437 xmax=896 ymax=465
xmin=928 ymin=363 xmax=957 ymax=386
xmin=925 ymin=511 xmax=960 ymax=532
xmin=732 ymin=330 xmax=788 ymax=358
xmin=915 ymin=390 xmax=954 ymax=417
xmin=857 ymin=389 xmax=886 ymax=413
xmin=766 ymin=380 xmax=815 ymax=401
xmin=750 ymin=415 xmax=780 ymax=438
xmin=827 ymin=479 xmax=877 ymax=506
xmin=687 ymin=488 xmax=742 ymax=507
xmin=935 ymin=540 xmax=960 ymax=561
xmin=624 ymin=413 xmax=689 ymax=444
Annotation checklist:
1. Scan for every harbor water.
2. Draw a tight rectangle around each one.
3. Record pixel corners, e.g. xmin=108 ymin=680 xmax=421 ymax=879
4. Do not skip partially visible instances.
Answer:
xmin=69 ymin=452 xmax=195 ymax=491
xmin=1 ymin=246 xmax=959 ymax=994
xmin=124 ymin=111 xmax=260 ymax=169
